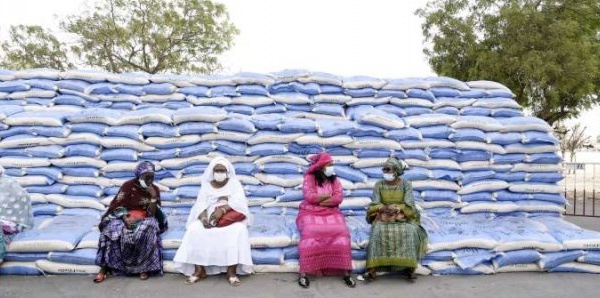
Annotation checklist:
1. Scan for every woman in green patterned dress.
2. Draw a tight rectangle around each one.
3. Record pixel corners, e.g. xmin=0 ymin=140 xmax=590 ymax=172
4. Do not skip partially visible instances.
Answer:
xmin=364 ymin=157 xmax=428 ymax=281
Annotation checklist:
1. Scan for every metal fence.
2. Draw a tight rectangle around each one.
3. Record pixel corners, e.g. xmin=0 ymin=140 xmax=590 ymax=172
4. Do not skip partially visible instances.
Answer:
xmin=562 ymin=162 xmax=600 ymax=217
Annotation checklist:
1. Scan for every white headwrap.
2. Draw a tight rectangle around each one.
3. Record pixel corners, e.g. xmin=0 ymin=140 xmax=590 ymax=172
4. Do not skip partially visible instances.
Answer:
xmin=186 ymin=157 xmax=250 ymax=228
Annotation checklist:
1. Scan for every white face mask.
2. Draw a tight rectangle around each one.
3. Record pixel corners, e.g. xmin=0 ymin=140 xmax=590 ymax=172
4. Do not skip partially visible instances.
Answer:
xmin=214 ymin=172 xmax=228 ymax=182
xmin=383 ymin=173 xmax=396 ymax=181
xmin=139 ymin=178 xmax=148 ymax=188
xmin=323 ymin=166 xmax=335 ymax=177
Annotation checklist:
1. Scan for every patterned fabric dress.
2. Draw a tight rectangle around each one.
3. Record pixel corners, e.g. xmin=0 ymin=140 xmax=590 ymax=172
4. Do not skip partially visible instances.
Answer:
xmin=95 ymin=179 xmax=163 ymax=275
xmin=366 ymin=179 xmax=428 ymax=272
xmin=296 ymin=174 xmax=353 ymax=275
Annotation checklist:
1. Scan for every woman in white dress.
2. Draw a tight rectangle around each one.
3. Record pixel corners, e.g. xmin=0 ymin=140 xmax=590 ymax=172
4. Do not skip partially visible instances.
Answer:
xmin=174 ymin=156 xmax=253 ymax=286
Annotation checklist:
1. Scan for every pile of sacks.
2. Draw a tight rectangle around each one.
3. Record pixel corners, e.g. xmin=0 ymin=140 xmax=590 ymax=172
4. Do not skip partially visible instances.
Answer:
xmin=1 ymin=69 xmax=599 ymax=276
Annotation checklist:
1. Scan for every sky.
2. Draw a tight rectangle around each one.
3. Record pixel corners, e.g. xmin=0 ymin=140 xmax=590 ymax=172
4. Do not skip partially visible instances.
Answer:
xmin=0 ymin=0 xmax=598 ymax=140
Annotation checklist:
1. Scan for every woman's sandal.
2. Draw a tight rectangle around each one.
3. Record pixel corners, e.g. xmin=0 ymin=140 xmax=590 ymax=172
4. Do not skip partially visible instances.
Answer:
xmin=139 ymin=272 xmax=149 ymax=280
xmin=297 ymin=276 xmax=310 ymax=288
xmin=407 ymin=271 xmax=418 ymax=281
xmin=185 ymin=273 xmax=205 ymax=284
xmin=227 ymin=275 xmax=241 ymax=287
xmin=343 ymin=276 xmax=357 ymax=288
xmin=363 ymin=271 xmax=376 ymax=282
xmin=93 ymin=273 xmax=107 ymax=283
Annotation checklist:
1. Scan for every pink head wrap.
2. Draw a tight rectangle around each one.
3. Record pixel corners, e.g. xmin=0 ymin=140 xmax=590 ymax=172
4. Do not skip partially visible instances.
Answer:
xmin=307 ymin=152 xmax=333 ymax=174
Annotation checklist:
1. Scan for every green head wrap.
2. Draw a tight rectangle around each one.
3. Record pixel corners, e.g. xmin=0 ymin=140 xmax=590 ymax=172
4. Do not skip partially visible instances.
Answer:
xmin=384 ymin=157 xmax=406 ymax=177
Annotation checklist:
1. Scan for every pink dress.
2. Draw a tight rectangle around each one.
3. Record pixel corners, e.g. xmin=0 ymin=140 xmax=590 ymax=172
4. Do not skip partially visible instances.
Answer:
xmin=296 ymin=174 xmax=353 ymax=275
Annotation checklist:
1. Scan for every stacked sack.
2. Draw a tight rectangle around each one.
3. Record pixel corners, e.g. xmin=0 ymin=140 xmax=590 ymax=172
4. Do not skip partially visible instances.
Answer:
xmin=0 ymin=68 xmax=599 ymax=276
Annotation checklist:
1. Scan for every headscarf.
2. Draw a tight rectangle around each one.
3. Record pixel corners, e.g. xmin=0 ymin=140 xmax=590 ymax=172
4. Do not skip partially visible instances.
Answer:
xmin=135 ymin=161 xmax=155 ymax=178
xmin=186 ymin=156 xmax=249 ymax=228
xmin=384 ymin=157 xmax=406 ymax=177
xmin=307 ymin=152 xmax=333 ymax=174
xmin=0 ymin=165 xmax=4 ymax=177
xmin=199 ymin=156 xmax=238 ymax=185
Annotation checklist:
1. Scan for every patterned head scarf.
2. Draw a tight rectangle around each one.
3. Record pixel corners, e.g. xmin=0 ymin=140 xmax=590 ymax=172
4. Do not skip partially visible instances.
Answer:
xmin=134 ymin=161 xmax=155 ymax=178
xmin=307 ymin=152 xmax=333 ymax=174
xmin=384 ymin=157 xmax=406 ymax=177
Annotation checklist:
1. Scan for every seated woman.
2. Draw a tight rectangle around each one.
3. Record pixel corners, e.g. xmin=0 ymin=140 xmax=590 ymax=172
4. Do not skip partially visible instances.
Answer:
xmin=94 ymin=161 xmax=164 ymax=283
xmin=174 ymin=156 xmax=252 ymax=286
xmin=296 ymin=152 xmax=355 ymax=288
xmin=364 ymin=157 xmax=428 ymax=281
xmin=0 ymin=165 xmax=34 ymax=261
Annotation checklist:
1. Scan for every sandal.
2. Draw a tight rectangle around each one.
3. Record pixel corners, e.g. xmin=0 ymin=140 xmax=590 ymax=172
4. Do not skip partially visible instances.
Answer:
xmin=93 ymin=273 xmax=107 ymax=283
xmin=297 ymin=276 xmax=310 ymax=288
xmin=407 ymin=271 xmax=418 ymax=281
xmin=343 ymin=276 xmax=356 ymax=288
xmin=139 ymin=272 xmax=148 ymax=280
xmin=227 ymin=275 xmax=241 ymax=287
xmin=363 ymin=271 xmax=376 ymax=282
xmin=185 ymin=273 xmax=205 ymax=284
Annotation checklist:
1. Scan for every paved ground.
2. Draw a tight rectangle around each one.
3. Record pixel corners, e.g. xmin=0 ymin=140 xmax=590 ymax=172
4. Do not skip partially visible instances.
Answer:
xmin=3 ymin=271 xmax=599 ymax=298
xmin=2 ymin=216 xmax=599 ymax=298
xmin=563 ymin=215 xmax=600 ymax=231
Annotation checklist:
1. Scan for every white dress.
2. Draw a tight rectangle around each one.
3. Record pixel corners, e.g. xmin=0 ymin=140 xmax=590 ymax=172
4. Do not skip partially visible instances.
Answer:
xmin=173 ymin=157 xmax=253 ymax=276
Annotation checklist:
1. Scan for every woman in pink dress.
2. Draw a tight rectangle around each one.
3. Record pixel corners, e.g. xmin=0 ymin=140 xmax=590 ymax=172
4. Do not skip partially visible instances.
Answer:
xmin=296 ymin=152 xmax=355 ymax=288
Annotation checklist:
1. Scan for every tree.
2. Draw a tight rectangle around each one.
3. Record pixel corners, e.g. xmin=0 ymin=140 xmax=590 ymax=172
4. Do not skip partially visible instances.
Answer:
xmin=416 ymin=0 xmax=600 ymax=126
xmin=62 ymin=0 xmax=238 ymax=74
xmin=0 ymin=25 xmax=74 ymax=71
xmin=0 ymin=0 xmax=238 ymax=74
xmin=559 ymin=123 xmax=590 ymax=163
xmin=554 ymin=122 xmax=569 ymax=158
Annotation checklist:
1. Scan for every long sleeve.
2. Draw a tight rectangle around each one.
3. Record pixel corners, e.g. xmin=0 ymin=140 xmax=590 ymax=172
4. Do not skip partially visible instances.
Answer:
xmin=153 ymin=185 xmax=162 ymax=206
xmin=401 ymin=180 xmax=420 ymax=223
xmin=186 ymin=187 xmax=207 ymax=229
xmin=107 ymin=184 xmax=128 ymax=215
xmin=327 ymin=178 xmax=344 ymax=207
xmin=228 ymin=181 xmax=251 ymax=225
xmin=366 ymin=181 xmax=384 ymax=224
xmin=302 ymin=174 xmax=321 ymax=205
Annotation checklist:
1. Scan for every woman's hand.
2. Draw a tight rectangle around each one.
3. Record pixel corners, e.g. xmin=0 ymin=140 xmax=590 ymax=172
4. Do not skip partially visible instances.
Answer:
xmin=319 ymin=198 xmax=334 ymax=207
xmin=124 ymin=216 xmax=136 ymax=229
xmin=198 ymin=211 xmax=211 ymax=229
xmin=318 ymin=194 xmax=331 ymax=201
xmin=396 ymin=211 xmax=406 ymax=221
xmin=388 ymin=204 xmax=400 ymax=212
xmin=317 ymin=194 xmax=332 ymax=206
xmin=214 ymin=207 xmax=228 ymax=220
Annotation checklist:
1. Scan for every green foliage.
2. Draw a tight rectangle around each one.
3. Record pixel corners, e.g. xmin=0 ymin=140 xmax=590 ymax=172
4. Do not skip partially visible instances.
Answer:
xmin=62 ymin=0 xmax=238 ymax=74
xmin=0 ymin=0 xmax=238 ymax=74
xmin=0 ymin=25 xmax=73 ymax=71
xmin=416 ymin=0 xmax=600 ymax=126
